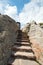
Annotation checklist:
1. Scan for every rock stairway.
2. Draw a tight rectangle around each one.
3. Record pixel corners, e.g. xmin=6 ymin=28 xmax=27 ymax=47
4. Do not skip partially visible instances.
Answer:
xmin=7 ymin=30 xmax=36 ymax=65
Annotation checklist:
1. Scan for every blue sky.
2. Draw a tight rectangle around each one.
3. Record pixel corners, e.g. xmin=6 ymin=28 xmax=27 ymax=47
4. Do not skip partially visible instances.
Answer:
xmin=9 ymin=0 xmax=31 ymax=13
xmin=0 ymin=0 xmax=43 ymax=28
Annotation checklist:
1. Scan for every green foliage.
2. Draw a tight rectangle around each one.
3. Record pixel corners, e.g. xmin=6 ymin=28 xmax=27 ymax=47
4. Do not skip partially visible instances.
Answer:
xmin=39 ymin=23 xmax=43 ymax=26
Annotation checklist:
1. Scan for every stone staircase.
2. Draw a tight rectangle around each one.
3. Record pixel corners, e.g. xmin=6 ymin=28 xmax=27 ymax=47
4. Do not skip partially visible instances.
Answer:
xmin=7 ymin=30 xmax=36 ymax=65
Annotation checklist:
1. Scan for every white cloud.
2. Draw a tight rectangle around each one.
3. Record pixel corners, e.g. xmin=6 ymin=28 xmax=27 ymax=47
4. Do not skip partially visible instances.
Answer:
xmin=0 ymin=0 xmax=19 ymax=22
xmin=18 ymin=0 xmax=43 ymax=27
xmin=4 ymin=4 xmax=18 ymax=21
xmin=0 ymin=0 xmax=43 ymax=28
xmin=0 ymin=0 xmax=9 ymax=14
xmin=4 ymin=5 xmax=17 ymax=15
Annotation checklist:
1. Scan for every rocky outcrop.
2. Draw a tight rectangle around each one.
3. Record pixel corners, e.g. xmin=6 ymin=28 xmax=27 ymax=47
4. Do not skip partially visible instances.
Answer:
xmin=22 ymin=21 xmax=43 ymax=65
xmin=0 ymin=15 xmax=19 ymax=65
xmin=28 ymin=21 xmax=43 ymax=64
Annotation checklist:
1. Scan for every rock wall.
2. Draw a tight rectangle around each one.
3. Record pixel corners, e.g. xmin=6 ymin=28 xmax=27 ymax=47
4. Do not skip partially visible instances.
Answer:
xmin=28 ymin=21 xmax=43 ymax=64
xmin=0 ymin=15 xmax=19 ymax=65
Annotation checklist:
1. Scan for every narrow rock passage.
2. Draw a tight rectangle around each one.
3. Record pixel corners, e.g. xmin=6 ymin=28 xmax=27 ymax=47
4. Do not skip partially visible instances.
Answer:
xmin=7 ymin=30 xmax=39 ymax=65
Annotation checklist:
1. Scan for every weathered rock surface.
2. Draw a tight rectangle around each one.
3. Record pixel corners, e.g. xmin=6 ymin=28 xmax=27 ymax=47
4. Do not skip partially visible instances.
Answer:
xmin=0 ymin=15 xmax=19 ymax=65
xmin=22 ymin=21 xmax=43 ymax=65
xmin=28 ymin=21 xmax=43 ymax=65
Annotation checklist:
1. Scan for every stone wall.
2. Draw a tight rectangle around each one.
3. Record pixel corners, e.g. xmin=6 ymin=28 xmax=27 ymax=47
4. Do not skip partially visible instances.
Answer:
xmin=0 ymin=15 xmax=19 ymax=65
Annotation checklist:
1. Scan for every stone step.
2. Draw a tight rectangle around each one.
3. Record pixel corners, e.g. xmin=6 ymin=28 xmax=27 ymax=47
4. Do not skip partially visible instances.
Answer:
xmin=17 ymin=39 xmax=29 ymax=42
xmin=12 ymin=46 xmax=32 ymax=50
xmin=17 ymin=39 xmax=28 ymax=41
xmin=17 ymin=38 xmax=28 ymax=41
xmin=11 ymin=51 xmax=36 ymax=60
xmin=18 ymin=33 xmax=27 ymax=35
xmin=7 ymin=58 xmax=39 ymax=65
xmin=18 ymin=35 xmax=27 ymax=38
xmin=17 ymin=37 xmax=28 ymax=39
xmin=12 ymin=46 xmax=32 ymax=52
xmin=17 ymin=37 xmax=28 ymax=40
xmin=14 ymin=42 xmax=31 ymax=46
xmin=21 ymin=36 xmax=28 ymax=38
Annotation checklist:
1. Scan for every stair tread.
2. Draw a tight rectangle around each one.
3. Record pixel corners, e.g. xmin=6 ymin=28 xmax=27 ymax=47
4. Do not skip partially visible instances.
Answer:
xmin=17 ymin=38 xmax=28 ymax=40
xmin=12 ymin=51 xmax=35 ymax=58
xmin=14 ymin=43 xmax=31 ymax=46
xmin=13 ymin=46 xmax=32 ymax=50
xmin=14 ymin=42 xmax=31 ymax=46
xmin=15 ymin=42 xmax=30 ymax=44
xmin=17 ymin=40 xmax=29 ymax=42
xmin=17 ymin=39 xmax=28 ymax=40
xmin=17 ymin=37 xmax=28 ymax=39
xmin=8 ymin=58 xmax=38 ymax=65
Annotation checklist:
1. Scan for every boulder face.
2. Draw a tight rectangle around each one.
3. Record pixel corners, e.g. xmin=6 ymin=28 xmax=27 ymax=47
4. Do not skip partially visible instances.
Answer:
xmin=0 ymin=15 xmax=19 ymax=65
xmin=29 ymin=21 xmax=43 ymax=48
xmin=28 ymin=21 xmax=43 ymax=64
